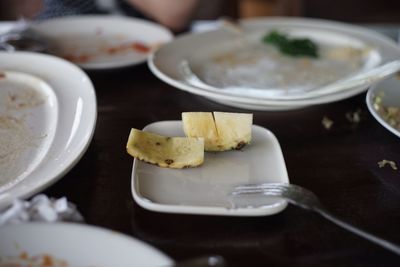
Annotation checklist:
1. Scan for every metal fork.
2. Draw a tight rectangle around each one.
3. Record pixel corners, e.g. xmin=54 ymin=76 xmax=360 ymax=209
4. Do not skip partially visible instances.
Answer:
xmin=231 ymin=183 xmax=400 ymax=255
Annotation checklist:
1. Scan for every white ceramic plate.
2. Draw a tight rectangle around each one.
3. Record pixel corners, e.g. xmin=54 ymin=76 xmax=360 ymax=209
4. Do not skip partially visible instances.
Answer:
xmin=366 ymin=76 xmax=400 ymax=138
xmin=33 ymin=15 xmax=173 ymax=70
xmin=0 ymin=223 xmax=172 ymax=267
xmin=131 ymin=121 xmax=289 ymax=216
xmin=0 ymin=52 xmax=96 ymax=209
xmin=0 ymin=71 xmax=58 ymax=193
xmin=149 ymin=17 xmax=400 ymax=110
xmin=0 ymin=21 xmax=14 ymax=34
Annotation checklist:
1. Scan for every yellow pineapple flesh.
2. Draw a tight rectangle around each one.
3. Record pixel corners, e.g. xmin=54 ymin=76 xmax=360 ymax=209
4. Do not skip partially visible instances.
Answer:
xmin=182 ymin=112 xmax=220 ymax=151
xmin=126 ymin=128 xmax=204 ymax=168
xmin=214 ymin=112 xmax=252 ymax=150
xmin=182 ymin=112 xmax=253 ymax=151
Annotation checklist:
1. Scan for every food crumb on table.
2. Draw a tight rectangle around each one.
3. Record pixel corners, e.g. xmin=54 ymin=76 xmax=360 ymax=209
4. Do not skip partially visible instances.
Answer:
xmin=377 ymin=159 xmax=398 ymax=170
xmin=322 ymin=116 xmax=334 ymax=130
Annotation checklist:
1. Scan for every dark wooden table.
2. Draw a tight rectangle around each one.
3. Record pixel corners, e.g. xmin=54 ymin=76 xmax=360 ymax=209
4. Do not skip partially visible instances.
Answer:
xmin=44 ymin=63 xmax=400 ymax=267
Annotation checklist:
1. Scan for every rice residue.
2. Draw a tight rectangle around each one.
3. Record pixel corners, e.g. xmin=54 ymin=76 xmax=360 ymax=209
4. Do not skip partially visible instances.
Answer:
xmin=0 ymin=74 xmax=46 ymax=191
xmin=193 ymin=42 xmax=366 ymax=95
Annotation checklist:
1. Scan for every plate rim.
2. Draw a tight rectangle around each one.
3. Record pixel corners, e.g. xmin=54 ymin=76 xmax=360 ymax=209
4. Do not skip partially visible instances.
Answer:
xmin=131 ymin=120 xmax=289 ymax=217
xmin=0 ymin=70 xmax=60 ymax=193
xmin=366 ymin=77 xmax=400 ymax=138
xmin=0 ymin=51 xmax=97 ymax=209
xmin=0 ymin=222 xmax=173 ymax=265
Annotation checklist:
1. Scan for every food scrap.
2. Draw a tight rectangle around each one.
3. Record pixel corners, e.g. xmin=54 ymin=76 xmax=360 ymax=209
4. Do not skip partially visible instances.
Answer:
xmin=373 ymin=93 xmax=400 ymax=130
xmin=60 ymin=40 xmax=151 ymax=64
xmin=106 ymin=41 xmax=151 ymax=55
xmin=345 ymin=109 xmax=362 ymax=124
xmin=377 ymin=159 xmax=398 ymax=170
xmin=62 ymin=53 xmax=92 ymax=63
xmin=322 ymin=116 xmax=334 ymax=130
xmin=262 ymin=30 xmax=319 ymax=58
xmin=0 ymin=252 xmax=68 ymax=267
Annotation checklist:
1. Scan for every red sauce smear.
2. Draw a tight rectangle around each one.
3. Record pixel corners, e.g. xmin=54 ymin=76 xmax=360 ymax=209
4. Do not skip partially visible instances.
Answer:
xmin=42 ymin=254 xmax=54 ymax=267
xmin=62 ymin=41 xmax=151 ymax=63
xmin=63 ymin=54 xmax=92 ymax=63
xmin=131 ymin=42 xmax=151 ymax=53
xmin=19 ymin=251 xmax=28 ymax=260
xmin=106 ymin=41 xmax=150 ymax=55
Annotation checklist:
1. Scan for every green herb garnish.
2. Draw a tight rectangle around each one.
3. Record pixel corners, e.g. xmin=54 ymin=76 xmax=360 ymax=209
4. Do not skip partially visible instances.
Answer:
xmin=262 ymin=30 xmax=319 ymax=58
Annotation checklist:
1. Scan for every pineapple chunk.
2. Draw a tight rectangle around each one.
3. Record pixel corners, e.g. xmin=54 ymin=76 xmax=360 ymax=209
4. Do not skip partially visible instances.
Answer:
xmin=126 ymin=128 xmax=204 ymax=168
xmin=182 ymin=112 xmax=253 ymax=151
xmin=182 ymin=112 xmax=219 ymax=151
xmin=214 ymin=112 xmax=252 ymax=150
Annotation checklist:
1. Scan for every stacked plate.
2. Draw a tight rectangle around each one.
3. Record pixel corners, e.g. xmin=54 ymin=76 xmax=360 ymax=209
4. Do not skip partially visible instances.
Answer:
xmin=149 ymin=17 xmax=400 ymax=111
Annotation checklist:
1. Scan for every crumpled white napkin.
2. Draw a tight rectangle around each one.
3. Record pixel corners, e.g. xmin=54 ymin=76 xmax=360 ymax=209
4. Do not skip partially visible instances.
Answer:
xmin=0 ymin=194 xmax=84 ymax=226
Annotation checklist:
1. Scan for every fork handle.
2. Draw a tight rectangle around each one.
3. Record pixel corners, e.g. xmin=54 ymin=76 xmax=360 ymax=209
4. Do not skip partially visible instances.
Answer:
xmin=315 ymin=208 xmax=400 ymax=255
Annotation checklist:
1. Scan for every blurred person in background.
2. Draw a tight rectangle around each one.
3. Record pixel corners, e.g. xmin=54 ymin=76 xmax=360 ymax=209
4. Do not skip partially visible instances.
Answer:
xmin=0 ymin=0 xmax=229 ymax=32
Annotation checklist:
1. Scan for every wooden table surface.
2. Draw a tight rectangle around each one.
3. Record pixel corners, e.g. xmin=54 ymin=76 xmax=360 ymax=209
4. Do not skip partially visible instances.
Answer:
xmin=44 ymin=64 xmax=400 ymax=266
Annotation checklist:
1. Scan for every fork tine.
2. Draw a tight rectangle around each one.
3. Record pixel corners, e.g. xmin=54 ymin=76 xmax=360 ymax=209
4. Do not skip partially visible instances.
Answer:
xmin=231 ymin=183 xmax=288 ymax=196
xmin=234 ymin=182 xmax=289 ymax=188
xmin=233 ymin=182 xmax=289 ymax=191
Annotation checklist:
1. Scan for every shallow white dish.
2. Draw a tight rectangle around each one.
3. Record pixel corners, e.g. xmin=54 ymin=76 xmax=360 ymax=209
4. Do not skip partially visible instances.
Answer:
xmin=131 ymin=121 xmax=289 ymax=216
xmin=0 ymin=223 xmax=172 ymax=267
xmin=366 ymin=76 xmax=400 ymax=138
xmin=0 ymin=21 xmax=14 ymax=35
xmin=33 ymin=15 xmax=173 ymax=70
xmin=0 ymin=52 xmax=96 ymax=209
xmin=0 ymin=71 xmax=58 ymax=194
xmin=149 ymin=17 xmax=400 ymax=110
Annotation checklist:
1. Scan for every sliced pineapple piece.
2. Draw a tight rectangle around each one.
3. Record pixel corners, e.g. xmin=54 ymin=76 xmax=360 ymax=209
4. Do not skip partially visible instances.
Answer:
xmin=126 ymin=128 xmax=204 ymax=168
xmin=214 ymin=112 xmax=252 ymax=150
xmin=182 ymin=112 xmax=253 ymax=151
xmin=182 ymin=112 xmax=219 ymax=151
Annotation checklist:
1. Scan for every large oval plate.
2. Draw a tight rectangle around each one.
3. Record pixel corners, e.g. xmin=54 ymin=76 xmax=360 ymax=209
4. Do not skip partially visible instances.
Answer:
xmin=0 ymin=52 xmax=96 ymax=209
xmin=149 ymin=17 xmax=400 ymax=110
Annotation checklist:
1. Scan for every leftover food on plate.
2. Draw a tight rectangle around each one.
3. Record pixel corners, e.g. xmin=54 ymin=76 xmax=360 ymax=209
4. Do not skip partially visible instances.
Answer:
xmin=31 ymin=15 xmax=174 ymax=69
xmin=373 ymin=93 xmax=400 ymax=131
xmin=0 ymin=252 xmax=68 ymax=267
xmin=192 ymin=30 xmax=372 ymax=96
xmin=126 ymin=128 xmax=204 ymax=168
xmin=0 ymin=71 xmax=55 ymax=192
xmin=56 ymin=37 xmax=152 ymax=64
xmin=182 ymin=112 xmax=253 ymax=151
xmin=262 ymin=30 xmax=319 ymax=58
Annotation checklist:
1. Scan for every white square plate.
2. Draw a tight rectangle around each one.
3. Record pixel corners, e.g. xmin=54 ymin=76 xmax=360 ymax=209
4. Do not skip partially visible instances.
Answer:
xmin=131 ymin=121 xmax=289 ymax=216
